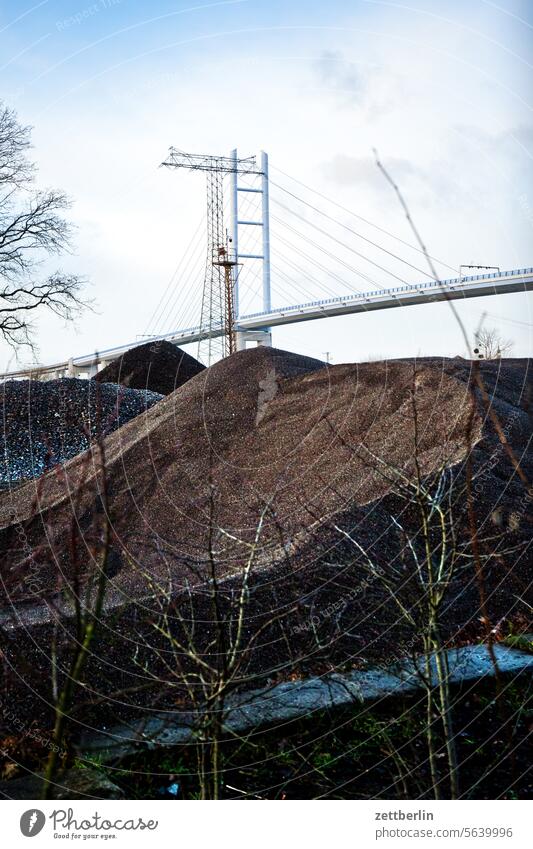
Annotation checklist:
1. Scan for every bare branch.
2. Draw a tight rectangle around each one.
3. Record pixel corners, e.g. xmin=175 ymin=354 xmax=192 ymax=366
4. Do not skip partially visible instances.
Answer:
xmin=0 ymin=102 xmax=88 ymax=351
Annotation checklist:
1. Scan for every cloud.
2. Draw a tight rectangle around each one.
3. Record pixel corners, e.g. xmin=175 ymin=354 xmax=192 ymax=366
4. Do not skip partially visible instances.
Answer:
xmin=321 ymin=153 xmax=419 ymax=191
xmin=454 ymin=122 xmax=533 ymax=151
xmin=320 ymin=141 xmax=525 ymax=213
xmin=313 ymin=50 xmax=364 ymax=100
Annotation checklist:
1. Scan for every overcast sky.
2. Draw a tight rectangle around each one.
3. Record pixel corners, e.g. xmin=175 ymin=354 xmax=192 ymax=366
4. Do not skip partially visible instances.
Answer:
xmin=1 ymin=0 xmax=532 ymax=369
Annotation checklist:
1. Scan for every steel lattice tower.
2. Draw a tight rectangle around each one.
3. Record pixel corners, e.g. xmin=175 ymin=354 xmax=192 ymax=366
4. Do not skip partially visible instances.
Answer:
xmin=161 ymin=149 xmax=266 ymax=364
xmin=200 ymin=167 xmax=227 ymax=362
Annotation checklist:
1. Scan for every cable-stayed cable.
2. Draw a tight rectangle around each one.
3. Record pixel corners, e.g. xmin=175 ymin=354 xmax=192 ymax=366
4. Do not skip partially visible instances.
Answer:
xmin=270 ymin=209 xmax=407 ymax=286
xmin=270 ymin=165 xmax=458 ymax=275
xmin=144 ymin=215 xmax=205 ymax=336
xmin=272 ymin=223 xmax=383 ymax=294
xmin=271 ymin=189 xmax=438 ymax=282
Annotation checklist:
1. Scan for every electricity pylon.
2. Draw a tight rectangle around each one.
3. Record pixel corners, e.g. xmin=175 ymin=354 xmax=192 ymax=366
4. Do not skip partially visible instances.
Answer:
xmin=161 ymin=149 xmax=262 ymax=364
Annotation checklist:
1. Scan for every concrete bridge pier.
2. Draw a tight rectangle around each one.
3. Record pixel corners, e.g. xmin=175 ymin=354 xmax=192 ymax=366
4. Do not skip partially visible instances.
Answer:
xmin=235 ymin=329 xmax=272 ymax=351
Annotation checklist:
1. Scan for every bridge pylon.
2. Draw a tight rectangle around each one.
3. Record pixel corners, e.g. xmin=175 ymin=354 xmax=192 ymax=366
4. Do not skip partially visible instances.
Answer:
xmin=161 ymin=147 xmax=271 ymax=364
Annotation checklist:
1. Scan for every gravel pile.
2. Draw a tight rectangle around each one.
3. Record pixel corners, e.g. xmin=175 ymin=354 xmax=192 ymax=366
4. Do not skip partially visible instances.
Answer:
xmin=92 ymin=340 xmax=205 ymax=396
xmin=0 ymin=377 xmax=162 ymax=485
xmin=0 ymin=349 xmax=531 ymax=731
xmin=0 ymin=350 xmax=530 ymax=609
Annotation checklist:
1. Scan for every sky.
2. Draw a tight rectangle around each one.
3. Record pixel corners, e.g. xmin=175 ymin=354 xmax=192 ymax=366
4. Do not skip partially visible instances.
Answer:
xmin=1 ymin=0 xmax=532 ymax=369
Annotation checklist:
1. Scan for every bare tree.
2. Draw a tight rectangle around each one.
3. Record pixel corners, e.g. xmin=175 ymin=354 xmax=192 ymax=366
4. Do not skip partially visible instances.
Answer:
xmin=331 ymin=455 xmax=462 ymax=798
xmin=134 ymin=490 xmax=296 ymax=800
xmin=473 ymin=327 xmax=513 ymax=360
xmin=41 ymin=404 xmax=114 ymax=798
xmin=0 ymin=103 xmax=87 ymax=351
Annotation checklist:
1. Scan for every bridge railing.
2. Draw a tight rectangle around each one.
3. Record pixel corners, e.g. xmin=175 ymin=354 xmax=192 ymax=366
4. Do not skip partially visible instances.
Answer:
xmin=240 ymin=267 xmax=533 ymax=319
xmin=2 ymin=267 xmax=531 ymax=378
xmin=31 ymin=266 xmax=533 ymax=366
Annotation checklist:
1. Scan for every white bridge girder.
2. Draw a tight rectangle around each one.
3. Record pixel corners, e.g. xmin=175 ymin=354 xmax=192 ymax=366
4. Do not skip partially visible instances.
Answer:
xmin=1 ymin=267 xmax=531 ymax=381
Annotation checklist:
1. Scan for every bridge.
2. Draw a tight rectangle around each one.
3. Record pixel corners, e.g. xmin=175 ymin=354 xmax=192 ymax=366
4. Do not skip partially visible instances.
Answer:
xmin=2 ymin=266 xmax=531 ymax=380
xmin=1 ymin=148 xmax=532 ymax=381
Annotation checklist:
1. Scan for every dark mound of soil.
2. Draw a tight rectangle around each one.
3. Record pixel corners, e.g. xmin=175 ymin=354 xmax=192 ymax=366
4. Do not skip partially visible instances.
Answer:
xmin=0 ymin=349 xmax=531 ymax=732
xmin=92 ymin=340 xmax=205 ymax=396
xmin=0 ymin=347 xmax=498 ymax=598
xmin=0 ymin=378 xmax=162 ymax=485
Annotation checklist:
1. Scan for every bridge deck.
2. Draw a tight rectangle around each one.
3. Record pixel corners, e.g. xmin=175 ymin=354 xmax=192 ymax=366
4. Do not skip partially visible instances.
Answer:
xmin=2 ymin=267 xmax=531 ymax=379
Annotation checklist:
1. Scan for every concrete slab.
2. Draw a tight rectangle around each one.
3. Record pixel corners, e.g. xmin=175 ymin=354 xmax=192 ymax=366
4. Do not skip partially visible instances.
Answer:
xmin=81 ymin=643 xmax=533 ymax=761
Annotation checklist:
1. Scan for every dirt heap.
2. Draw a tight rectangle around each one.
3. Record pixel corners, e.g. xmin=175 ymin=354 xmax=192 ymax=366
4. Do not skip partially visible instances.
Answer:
xmin=0 ymin=378 xmax=162 ymax=485
xmin=2 ymin=348 xmax=530 ymax=608
xmin=0 ymin=348 xmax=531 ymax=730
xmin=92 ymin=340 xmax=205 ymax=395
